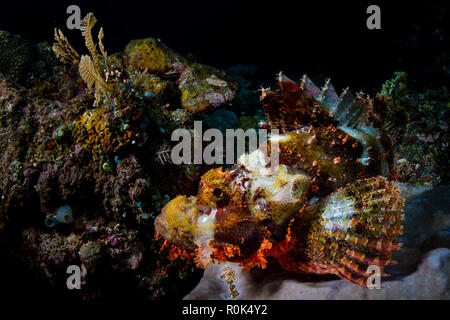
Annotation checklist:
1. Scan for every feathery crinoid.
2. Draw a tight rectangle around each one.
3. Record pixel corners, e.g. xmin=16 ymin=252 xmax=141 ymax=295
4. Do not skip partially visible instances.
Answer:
xmin=79 ymin=12 xmax=112 ymax=106
xmin=98 ymin=27 xmax=111 ymax=75
xmin=53 ymin=12 xmax=112 ymax=107
xmin=52 ymin=28 xmax=80 ymax=65
xmin=79 ymin=55 xmax=112 ymax=106
xmin=80 ymin=12 xmax=102 ymax=73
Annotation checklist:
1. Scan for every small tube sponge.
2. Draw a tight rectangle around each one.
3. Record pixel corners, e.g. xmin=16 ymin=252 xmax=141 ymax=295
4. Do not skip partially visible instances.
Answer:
xmin=44 ymin=205 xmax=73 ymax=227
xmin=56 ymin=205 xmax=73 ymax=224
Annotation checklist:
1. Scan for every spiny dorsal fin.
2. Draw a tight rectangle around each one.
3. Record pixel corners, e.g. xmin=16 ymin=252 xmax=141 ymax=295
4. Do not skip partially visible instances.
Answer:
xmin=263 ymin=74 xmax=372 ymax=131
xmin=261 ymin=73 xmax=330 ymax=131
xmin=319 ymin=78 xmax=339 ymax=110
xmin=300 ymin=74 xmax=321 ymax=99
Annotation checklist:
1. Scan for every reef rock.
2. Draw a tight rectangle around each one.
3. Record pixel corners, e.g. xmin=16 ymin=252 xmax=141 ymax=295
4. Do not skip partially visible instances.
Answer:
xmin=184 ymin=184 xmax=450 ymax=300
xmin=0 ymin=30 xmax=56 ymax=85
xmin=123 ymin=38 xmax=238 ymax=113
xmin=0 ymin=35 xmax=204 ymax=298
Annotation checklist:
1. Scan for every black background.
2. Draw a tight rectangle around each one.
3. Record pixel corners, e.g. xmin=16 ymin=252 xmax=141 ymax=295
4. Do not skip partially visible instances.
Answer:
xmin=0 ymin=0 xmax=448 ymax=305
xmin=0 ymin=0 xmax=448 ymax=92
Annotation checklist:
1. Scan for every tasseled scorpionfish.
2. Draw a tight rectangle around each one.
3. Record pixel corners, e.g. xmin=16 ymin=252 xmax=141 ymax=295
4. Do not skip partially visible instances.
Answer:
xmin=155 ymin=73 xmax=405 ymax=287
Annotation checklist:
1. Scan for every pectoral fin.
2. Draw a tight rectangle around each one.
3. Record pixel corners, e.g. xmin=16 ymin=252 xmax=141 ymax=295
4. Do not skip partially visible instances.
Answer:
xmin=275 ymin=176 xmax=404 ymax=287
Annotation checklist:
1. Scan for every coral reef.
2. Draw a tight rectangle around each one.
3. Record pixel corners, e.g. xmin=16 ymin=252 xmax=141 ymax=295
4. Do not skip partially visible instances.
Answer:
xmin=74 ymin=107 xmax=133 ymax=157
xmin=379 ymin=73 xmax=449 ymax=186
xmin=0 ymin=12 xmax=241 ymax=298
xmin=124 ymin=38 xmax=174 ymax=75
xmin=0 ymin=31 xmax=56 ymax=85
xmin=123 ymin=37 xmax=239 ymax=113
xmin=178 ymin=64 xmax=238 ymax=113
xmin=379 ymin=71 xmax=408 ymax=104
xmin=53 ymin=13 xmax=114 ymax=107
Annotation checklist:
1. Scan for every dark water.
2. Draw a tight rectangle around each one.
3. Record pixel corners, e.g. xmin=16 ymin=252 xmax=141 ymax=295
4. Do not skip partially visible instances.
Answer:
xmin=0 ymin=0 xmax=448 ymax=91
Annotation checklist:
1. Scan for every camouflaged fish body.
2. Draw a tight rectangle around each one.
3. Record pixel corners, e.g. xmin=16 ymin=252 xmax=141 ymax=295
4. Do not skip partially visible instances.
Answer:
xmin=155 ymin=73 xmax=404 ymax=287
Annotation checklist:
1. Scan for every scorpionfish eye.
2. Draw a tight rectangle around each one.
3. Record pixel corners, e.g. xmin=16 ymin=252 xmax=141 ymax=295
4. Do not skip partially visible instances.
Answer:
xmin=197 ymin=168 xmax=231 ymax=208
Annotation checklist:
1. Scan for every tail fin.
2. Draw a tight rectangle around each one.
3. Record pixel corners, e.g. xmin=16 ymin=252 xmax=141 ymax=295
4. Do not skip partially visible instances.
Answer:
xmin=275 ymin=177 xmax=404 ymax=287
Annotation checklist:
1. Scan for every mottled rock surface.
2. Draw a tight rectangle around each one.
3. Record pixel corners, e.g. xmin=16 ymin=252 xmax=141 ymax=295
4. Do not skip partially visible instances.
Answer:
xmin=0 ymin=30 xmax=56 ymax=85
xmin=0 ymin=31 xmax=219 ymax=301
xmin=123 ymin=37 xmax=239 ymax=113
xmin=185 ymin=184 xmax=450 ymax=300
